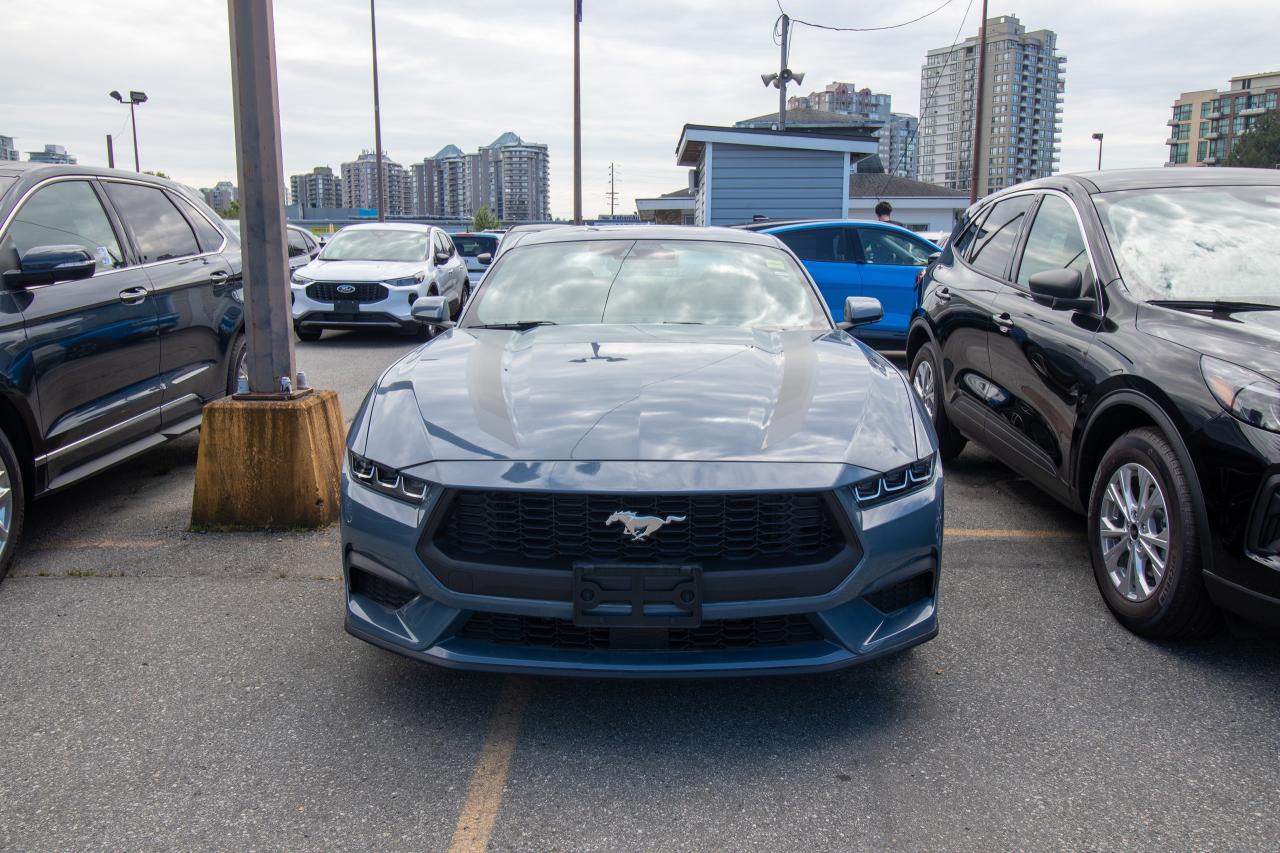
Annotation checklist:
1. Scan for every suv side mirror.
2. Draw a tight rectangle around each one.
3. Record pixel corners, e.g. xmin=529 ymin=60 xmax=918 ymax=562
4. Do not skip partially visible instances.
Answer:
xmin=4 ymin=245 xmax=97 ymax=288
xmin=840 ymin=296 xmax=884 ymax=329
xmin=1028 ymin=268 xmax=1092 ymax=311
xmin=476 ymin=252 xmax=492 ymax=266
xmin=412 ymin=295 xmax=453 ymax=328
xmin=434 ymin=250 xmax=451 ymax=265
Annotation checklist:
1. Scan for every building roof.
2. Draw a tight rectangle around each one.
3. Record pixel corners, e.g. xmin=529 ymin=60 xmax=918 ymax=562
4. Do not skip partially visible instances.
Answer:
xmin=433 ymin=144 xmax=464 ymax=159
xmin=487 ymin=131 xmax=524 ymax=148
xmin=661 ymin=187 xmax=691 ymax=198
xmin=849 ymin=173 xmax=967 ymax=199
xmin=676 ymin=124 xmax=879 ymax=167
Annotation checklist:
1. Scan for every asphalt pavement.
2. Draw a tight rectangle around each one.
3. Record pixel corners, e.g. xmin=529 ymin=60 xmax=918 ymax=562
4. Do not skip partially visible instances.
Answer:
xmin=2 ymin=331 xmax=1278 ymax=851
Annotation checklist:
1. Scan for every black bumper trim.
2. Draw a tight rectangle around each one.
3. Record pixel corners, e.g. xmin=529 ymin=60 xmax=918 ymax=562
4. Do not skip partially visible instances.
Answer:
xmin=1204 ymin=570 xmax=1280 ymax=628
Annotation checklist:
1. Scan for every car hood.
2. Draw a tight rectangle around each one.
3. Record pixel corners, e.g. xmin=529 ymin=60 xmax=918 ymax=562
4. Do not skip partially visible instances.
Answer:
xmin=299 ymin=259 xmax=426 ymax=282
xmin=1137 ymin=304 xmax=1280 ymax=382
xmin=360 ymin=324 xmax=921 ymax=469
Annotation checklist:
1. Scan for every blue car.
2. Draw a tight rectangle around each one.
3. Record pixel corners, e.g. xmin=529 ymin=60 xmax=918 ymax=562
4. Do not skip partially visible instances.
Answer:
xmin=761 ymin=220 xmax=940 ymax=344
xmin=342 ymin=226 xmax=942 ymax=678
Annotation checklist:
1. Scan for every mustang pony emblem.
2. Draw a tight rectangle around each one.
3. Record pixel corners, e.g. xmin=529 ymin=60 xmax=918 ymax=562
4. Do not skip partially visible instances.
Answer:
xmin=605 ymin=510 xmax=687 ymax=541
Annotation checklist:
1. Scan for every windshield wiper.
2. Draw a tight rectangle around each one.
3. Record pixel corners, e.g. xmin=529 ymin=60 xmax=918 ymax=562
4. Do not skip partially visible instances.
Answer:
xmin=1149 ymin=299 xmax=1280 ymax=312
xmin=469 ymin=320 xmax=558 ymax=330
xmin=661 ymin=320 xmax=704 ymax=325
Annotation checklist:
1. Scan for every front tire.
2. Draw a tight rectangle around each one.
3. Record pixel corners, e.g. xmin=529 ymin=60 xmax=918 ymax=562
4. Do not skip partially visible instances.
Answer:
xmin=294 ymin=325 xmax=322 ymax=342
xmin=0 ymin=428 xmax=26 ymax=583
xmin=909 ymin=342 xmax=966 ymax=461
xmin=227 ymin=332 xmax=248 ymax=395
xmin=1086 ymin=427 xmax=1219 ymax=639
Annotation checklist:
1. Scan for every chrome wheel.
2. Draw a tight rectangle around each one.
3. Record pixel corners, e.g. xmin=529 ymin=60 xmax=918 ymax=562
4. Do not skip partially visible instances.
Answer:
xmin=912 ymin=358 xmax=936 ymax=419
xmin=236 ymin=348 xmax=249 ymax=387
xmin=0 ymin=457 xmax=12 ymax=555
xmin=1099 ymin=462 xmax=1170 ymax=602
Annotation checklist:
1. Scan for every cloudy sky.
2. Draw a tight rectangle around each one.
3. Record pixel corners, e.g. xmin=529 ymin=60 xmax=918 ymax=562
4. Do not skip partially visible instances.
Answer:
xmin=5 ymin=0 xmax=1277 ymax=219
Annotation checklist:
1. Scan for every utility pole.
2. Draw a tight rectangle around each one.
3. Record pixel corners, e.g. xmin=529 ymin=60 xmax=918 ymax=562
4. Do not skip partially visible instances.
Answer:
xmin=606 ymin=162 xmax=617 ymax=217
xmin=573 ymin=0 xmax=583 ymax=224
xmin=968 ymin=0 xmax=989 ymax=204
xmin=778 ymin=14 xmax=789 ymax=131
xmin=129 ymin=100 xmax=140 ymax=171
xmin=1092 ymin=132 xmax=1105 ymax=170
xmin=105 ymin=134 xmax=115 ymax=169
xmin=370 ymin=0 xmax=386 ymax=222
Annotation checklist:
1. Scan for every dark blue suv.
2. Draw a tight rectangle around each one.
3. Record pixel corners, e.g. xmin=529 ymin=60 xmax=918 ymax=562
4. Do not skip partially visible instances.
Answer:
xmin=761 ymin=220 xmax=939 ymax=345
xmin=0 ymin=163 xmax=245 ymax=579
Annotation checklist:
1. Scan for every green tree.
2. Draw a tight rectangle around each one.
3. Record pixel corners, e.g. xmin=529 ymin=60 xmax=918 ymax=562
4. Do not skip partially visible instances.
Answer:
xmin=1225 ymin=111 xmax=1280 ymax=168
xmin=143 ymin=170 xmax=170 ymax=179
xmin=219 ymin=199 xmax=241 ymax=219
xmin=472 ymin=206 xmax=501 ymax=231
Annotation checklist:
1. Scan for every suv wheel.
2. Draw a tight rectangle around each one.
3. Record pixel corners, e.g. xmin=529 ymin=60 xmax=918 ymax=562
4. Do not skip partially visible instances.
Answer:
xmin=1087 ymin=427 xmax=1219 ymax=638
xmin=294 ymin=324 xmax=322 ymax=343
xmin=0 ymin=428 xmax=26 ymax=583
xmin=909 ymin=342 xmax=967 ymax=461
xmin=227 ymin=332 xmax=248 ymax=395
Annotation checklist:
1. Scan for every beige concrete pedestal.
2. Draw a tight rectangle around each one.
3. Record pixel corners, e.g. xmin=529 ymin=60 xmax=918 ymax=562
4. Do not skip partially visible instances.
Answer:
xmin=191 ymin=389 xmax=345 ymax=529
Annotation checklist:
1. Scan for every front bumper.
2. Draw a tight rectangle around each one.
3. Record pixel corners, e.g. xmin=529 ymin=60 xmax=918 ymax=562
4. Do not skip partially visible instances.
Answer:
xmin=340 ymin=460 xmax=943 ymax=677
xmin=291 ymin=282 xmax=424 ymax=331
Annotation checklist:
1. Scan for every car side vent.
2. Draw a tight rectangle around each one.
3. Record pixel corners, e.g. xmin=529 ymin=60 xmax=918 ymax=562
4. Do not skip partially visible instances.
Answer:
xmin=1254 ymin=485 xmax=1280 ymax=557
xmin=863 ymin=571 xmax=934 ymax=614
xmin=349 ymin=566 xmax=418 ymax=610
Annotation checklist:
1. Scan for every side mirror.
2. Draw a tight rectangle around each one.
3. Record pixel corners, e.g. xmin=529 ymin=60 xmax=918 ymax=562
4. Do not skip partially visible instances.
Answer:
xmin=840 ymin=296 xmax=884 ymax=329
xmin=4 ymin=245 xmax=97 ymax=287
xmin=1028 ymin=268 xmax=1092 ymax=311
xmin=412 ymin=295 xmax=453 ymax=328
xmin=476 ymin=252 xmax=492 ymax=266
xmin=434 ymin=250 xmax=451 ymax=265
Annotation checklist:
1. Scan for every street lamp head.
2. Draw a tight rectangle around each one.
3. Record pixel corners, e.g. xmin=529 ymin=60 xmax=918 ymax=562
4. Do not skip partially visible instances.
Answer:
xmin=129 ymin=91 xmax=148 ymax=104
xmin=1092 ymin=132 xmax=1104 ymax=141
xmin=109 ymin=90 xmax=123 ymax=102
xmin=761 ymin=72 xmax=778 ymax=88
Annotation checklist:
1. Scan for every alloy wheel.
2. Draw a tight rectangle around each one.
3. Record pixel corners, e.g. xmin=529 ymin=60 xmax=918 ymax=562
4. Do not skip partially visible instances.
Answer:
xmin=1099 ymin=462 xmax=1170 ymax=602
xmin=236 ymin=348 xmax=249 ymax=388
xmin=912 ymin=359 xmax=936 ymax=419
xmin=0 ymin=457 xmax=12 ymax=557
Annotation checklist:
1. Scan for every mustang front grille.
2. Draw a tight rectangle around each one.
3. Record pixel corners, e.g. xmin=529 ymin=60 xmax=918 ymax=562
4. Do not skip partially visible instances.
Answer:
xmin=306 ymin=282 xmax=388 ymax=302
xmin=431 ymin=490 xmax=847 ymax=568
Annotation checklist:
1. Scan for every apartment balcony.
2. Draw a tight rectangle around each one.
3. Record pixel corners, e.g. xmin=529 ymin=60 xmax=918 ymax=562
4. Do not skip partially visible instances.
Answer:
xmin=1240 ymin=106 xmax=1267 ymax=116
xmin=1204 ymin=131 xmax=1221 ymax=140
xmin=1165 ymin=136 xmax=1182 ymax=145
xmin=1206 ymin=110 xmax=1222 ymax=120
xmin=1166 ymin=117 xmax=1180 ymax=126
xmin=1204 ymin=156 xmax=1219 ymax=165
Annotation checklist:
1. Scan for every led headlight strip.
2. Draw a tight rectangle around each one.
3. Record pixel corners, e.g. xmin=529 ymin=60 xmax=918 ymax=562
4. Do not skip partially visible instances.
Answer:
xmin=853 ymin=455 xmax=936 ymax=506
xmin=349 ymin=451 xmax=430 ymax=503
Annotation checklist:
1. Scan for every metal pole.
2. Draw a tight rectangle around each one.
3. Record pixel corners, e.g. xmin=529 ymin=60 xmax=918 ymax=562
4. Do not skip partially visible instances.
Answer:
xmin=1096 ymin=138 xmax=1103 ymax=170
xmin=968 ymin=0 xmax=989 ymax=204
xmin=573 ymin=0 xmax=583 ymax=225
xmin=608 ymin=162 xmax=615 ymax=216
xmin=129 ymin=101 xmax=140 ymax=171
xmin=106 ymin=134 xmax=115 ymax=169
xmin=778 ymin=14 xmax=789 ymax=131
xmin=371 ymin=0 xmax=386 ymax=222
xmin=227 ymin=0 xmax=297 ymax=395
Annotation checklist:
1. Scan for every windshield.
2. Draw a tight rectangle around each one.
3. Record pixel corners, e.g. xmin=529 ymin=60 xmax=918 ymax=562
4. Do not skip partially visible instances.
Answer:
xmin=454 ymin=234 xmax=498 ymax=256
xmin=1094 ymin=185 xmax=1280 ymax=304
xmin=465 ymin=239 xmax=830 ymax=330
xmin=319 ymin=229 xmax=429 ymax=263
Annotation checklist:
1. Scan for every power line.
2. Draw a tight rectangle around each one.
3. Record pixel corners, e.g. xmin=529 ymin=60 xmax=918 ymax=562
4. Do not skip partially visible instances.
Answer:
xmin=777 ymin=0 xmax=959 ymax=34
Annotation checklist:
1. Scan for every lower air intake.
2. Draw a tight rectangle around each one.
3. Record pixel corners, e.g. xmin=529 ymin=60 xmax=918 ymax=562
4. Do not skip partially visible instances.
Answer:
xmin=457 ymin=613 xmax=823 ymax=651
xmin=863 ymin=571 xmax=934 ymax=614
xmin=349 ymin=567 xmax=418 ymax=610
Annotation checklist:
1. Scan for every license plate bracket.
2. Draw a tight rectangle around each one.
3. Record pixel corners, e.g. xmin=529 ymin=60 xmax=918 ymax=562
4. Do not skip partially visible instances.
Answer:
xmin=572 ymin=562 xmax=702 ymax=628
xmin=333 ymin=299 xmax=361 ymax=313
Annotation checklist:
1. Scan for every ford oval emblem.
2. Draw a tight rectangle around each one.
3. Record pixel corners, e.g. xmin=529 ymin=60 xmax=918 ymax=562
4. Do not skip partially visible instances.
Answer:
xmin=336 ymin=284 xmax=357 ymax=295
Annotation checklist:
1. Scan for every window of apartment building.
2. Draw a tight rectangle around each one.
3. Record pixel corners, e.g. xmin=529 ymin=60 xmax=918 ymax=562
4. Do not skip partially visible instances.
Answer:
xmin=1235 ymin=95 xmax=1247 ymax=111
xmin=1171 ymin=143 xmax=1189 ymax=164
xmin=1197 ymin=141 xmax=1208 ymax=162
xmin=1233 ymin=116 xmax=1245 ymax=134
xmin=1201 ymin=102 xmax=1213 ymax=118
xmin=1199 ymin=121 xmax=1209 ymax=137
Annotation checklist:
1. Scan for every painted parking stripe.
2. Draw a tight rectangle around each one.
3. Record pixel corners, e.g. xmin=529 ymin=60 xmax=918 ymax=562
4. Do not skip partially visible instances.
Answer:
xmin=945 ymin=527 xmax=1077 ymax=540
xmin=448 ymin=677 xmax=532 ymax=853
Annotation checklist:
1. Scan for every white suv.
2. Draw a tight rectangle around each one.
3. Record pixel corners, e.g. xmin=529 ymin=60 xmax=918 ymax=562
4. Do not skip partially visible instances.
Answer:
xmin=290 ymin=223 xmax=468 ymax=340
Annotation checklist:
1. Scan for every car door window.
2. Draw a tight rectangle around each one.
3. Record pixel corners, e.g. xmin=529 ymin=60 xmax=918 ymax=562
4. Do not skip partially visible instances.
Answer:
xmin=6 ymin=180 xmax=125 ymax=272
xmin=441 ymin=233 xmax=456 ymax=259
xmin=171 ymin=193 xmax=224 ymax=253
xmin=775 ymin=227 xmax=846 ymax=262
xmin=287 ymin=229 xmax=309 ymax=258
xmin=104 ymin=182 xmax=200 ymax=263
xmin=967 ymin=195 xmax=1033 ymax=279
xmin=856 ymin=229 xmax=934 ymax=266
xmin=302 ymin=231 xmax=317 ymax=253
xmin=1015 ymin=195 xmax=1093 ymax=288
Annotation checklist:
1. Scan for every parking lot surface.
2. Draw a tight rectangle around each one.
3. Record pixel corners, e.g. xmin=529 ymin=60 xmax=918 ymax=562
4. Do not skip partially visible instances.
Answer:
xmin=2 ymin=333 xmax=1278 ymax=851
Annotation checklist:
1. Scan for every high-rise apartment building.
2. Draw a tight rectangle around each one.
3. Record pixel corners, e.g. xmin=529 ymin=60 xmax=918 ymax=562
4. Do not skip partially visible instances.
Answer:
xmin=341 ymin=150 xmax=407 ymax=216
xmin=429 ymin=144 xmax=471 ymax=218
xmin=290 ymin=166 xmax=343 ymax=210
xmin=788 ymin=82 xmax=893 ymax=123
xmin=475 ymin=132 xmax=551 ymax=222
xmin=27 ymin=143 xmax=77 ymax=164
xmin=0 ymin=136 xmax=17 ymax=161
xmin=878 ymin=113 xmax=919 ymax=179
xmin=201 ymin=181 xmax=238 ymax=213
xmin=1166 ymin=71 xmax=1280 ymax=166
xmin=917 ymin=15 xmax=1064 ymax=197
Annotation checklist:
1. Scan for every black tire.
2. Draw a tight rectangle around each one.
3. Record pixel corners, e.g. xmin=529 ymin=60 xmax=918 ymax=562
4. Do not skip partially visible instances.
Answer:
xmin=909 ymin=342 xmax=967 ymax=461
xmin=294 ymin=325 xmax=322 ymax=342
xmin=226 ymin=332 xmax=247 ymax=395
xmin=1086 ymin=427 xmax=1220 ymax=639
xmin=0 ymin=427 xmax=26 ymax=584
xmin=452 ymin=284 xmax=471 ymax=320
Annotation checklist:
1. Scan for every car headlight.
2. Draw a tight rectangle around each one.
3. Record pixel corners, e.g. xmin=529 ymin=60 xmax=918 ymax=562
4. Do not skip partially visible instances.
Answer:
xmin=348 ymin=451 xmax=432 ymax=503
xmin=291 ymin=271 xmax=312 ymax=285
xmin=384 ymin=272 xmax=426 ymax=288
xmin=853 ymin=455 xmax=936 ymax=506
xmin=1202 ymin=355 xmax=1280 ymax=434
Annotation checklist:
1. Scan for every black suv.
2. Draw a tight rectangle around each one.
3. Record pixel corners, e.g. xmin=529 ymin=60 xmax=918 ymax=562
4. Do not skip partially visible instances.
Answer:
xmin=0 ymin=163 xmax=245 ymax=578
xmin=908 ymin=168 xmax=1280 ymax=638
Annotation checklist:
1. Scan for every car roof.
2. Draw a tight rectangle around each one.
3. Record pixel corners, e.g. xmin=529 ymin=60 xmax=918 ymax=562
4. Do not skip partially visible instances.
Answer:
xmin=338 ymin=222 xmax=435 ymax=233
xmin=759 ymin=219 xmax=930 ymax=235
xmin=1014 ymin=167 xmax=1280 ymax=194
xmin=517 ymin=224 xmax=782 ymax=249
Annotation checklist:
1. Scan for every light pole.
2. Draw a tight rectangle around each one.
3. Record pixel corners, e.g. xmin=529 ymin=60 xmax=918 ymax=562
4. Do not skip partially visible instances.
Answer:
xmin=1092 ymin=132 xmax=1104 ymax=170
xmin=573 ymin=0 xmax=583 ymax=225
xmin=370 ymin=0 xmax=386 ymax=222
xmin=108 ymin=90 xmax=147 ymax=171
xmin=760 ymin=14 xmax=803 ymax=131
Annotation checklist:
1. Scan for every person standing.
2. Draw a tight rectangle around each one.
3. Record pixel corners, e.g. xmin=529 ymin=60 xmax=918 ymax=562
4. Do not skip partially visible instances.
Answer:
xmin=875 ymin=201 xmax=903 ymax=227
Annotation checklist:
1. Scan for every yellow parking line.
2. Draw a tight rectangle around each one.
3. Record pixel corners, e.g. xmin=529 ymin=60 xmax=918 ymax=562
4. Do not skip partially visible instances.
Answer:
xmin=448 ymin=677 xmax=532 ymax=853
xmin=945 ymin=527 xmax=1076 ymax=540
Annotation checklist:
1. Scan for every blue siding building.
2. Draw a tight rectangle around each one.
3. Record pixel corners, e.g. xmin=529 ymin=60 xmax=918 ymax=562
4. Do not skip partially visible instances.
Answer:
xmin=676 ymin=125 xmax=878 ymax=227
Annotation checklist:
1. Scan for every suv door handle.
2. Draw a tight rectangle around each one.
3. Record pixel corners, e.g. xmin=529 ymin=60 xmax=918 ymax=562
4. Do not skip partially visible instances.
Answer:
xmin=209 ymin=270 xmax=229 ymax=282
xmin=992 ymin=311 xmax=1015 ymax=333
xmin=935 ymin=286 xmax=952 ymax=302
xmin=118 ymin=286 xmax=148 ymax=305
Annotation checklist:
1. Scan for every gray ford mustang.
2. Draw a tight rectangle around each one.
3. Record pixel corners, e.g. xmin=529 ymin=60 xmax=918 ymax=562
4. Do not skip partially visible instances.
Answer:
xmin=341 ymin=225 xmax=943 ymax=677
